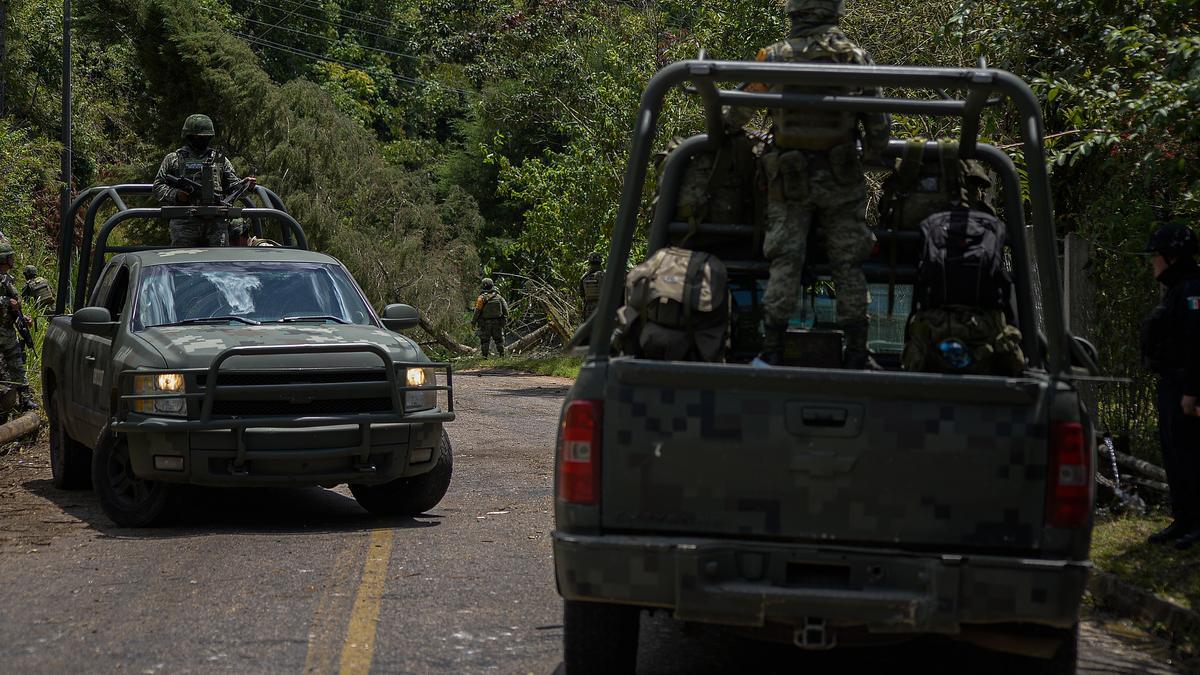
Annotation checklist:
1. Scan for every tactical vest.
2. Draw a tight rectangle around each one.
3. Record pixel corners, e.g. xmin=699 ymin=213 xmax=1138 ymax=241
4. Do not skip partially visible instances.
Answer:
xmin=174 ymin=147 xmax=228 ymax=203
xmin=581 ymin=270 xmax=603 ymax=305
xmin=25 ymin=278 xmax=53 ymax=305
xmin=763 ymin=29 xmax=867 ymax=151
xmin=478 ymin=291 xmax=505 ymax=320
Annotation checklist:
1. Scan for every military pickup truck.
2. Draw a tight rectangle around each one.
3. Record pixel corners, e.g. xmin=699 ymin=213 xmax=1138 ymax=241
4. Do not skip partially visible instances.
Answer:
xmin=554 ymin=62 xmax=1096 ymax=674
xmin=44 ymin=186 xmax=454 ymax=527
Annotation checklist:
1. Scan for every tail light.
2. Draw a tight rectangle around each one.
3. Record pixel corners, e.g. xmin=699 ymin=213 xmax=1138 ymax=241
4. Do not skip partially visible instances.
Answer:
xmin=1045 ymin=421 xmax=1091 ymax=528
xmin=558 ymin=400 xmax=602 ymax=505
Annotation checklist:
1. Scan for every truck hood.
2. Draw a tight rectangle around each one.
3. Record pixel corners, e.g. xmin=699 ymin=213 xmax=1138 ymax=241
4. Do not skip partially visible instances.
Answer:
xmin=136 ymin=323 xmax=426 ymax=371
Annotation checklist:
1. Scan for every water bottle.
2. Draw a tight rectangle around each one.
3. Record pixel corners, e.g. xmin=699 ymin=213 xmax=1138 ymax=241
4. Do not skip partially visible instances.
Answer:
xmin=938 ymin=339 xmax=973 ymax=370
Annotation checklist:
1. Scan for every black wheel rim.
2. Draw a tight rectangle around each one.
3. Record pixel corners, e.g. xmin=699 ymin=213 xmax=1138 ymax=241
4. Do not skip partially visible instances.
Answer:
xmin=105 ymin=442 xmax=151 ymax=508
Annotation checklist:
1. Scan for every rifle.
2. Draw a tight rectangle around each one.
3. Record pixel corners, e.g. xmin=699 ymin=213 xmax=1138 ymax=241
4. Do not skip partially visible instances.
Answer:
xmin=162 ymin=174 xmax=203 ymax=198
xmin=164 ymin=173 xmax=255 ymax=207
xmin=1 ymin=276 xmax=34 ymax=350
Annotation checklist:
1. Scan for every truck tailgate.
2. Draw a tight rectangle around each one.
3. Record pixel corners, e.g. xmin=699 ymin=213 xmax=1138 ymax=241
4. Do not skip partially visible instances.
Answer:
xmin=601 ymin=359 xmax=1051 ymax=552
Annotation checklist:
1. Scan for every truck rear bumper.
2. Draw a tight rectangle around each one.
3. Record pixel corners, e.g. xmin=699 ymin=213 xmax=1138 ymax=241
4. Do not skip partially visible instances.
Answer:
xmin=553 ymin=532 xmax=1089 ymax=633
xmin=117 ymin=415 xmax=446 ymax=487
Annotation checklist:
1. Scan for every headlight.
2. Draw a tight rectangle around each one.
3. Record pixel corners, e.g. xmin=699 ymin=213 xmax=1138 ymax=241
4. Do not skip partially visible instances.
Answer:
xmin=133 ymin=372 xmax=187 ymax=417
xmin=404 ymin=367 xmax=437 ymax=412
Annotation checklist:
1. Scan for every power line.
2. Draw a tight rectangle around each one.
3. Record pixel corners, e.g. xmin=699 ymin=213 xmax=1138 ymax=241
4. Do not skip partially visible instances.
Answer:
xmin=235 ymin=0 xmax=415 ymax=53
xmin=261 ymin=0 xmax=395 ymax=30
xmin=231 ymin=31 xmax=471 ymax=96
xmin=220 ymin=9 xmax=423 ymax=63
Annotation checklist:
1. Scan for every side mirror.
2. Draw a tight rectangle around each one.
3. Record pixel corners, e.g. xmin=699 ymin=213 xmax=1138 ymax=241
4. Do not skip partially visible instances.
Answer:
xmin=72 ymin=306 xmax=118 ymax=338
xmin=381 ymin=303 xmax=420 ymax=332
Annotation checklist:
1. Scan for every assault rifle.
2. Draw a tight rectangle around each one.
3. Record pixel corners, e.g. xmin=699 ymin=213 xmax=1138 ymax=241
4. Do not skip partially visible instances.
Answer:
xmin=163 ymin=173 xmax=256 ymax=207
xmin=1 ymin=275 xmax=34 ymax=350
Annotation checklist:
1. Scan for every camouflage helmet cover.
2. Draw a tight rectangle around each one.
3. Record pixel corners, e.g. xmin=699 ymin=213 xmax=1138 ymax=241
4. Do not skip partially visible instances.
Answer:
xmin=1144 ymin=222 xmax=1199 ymax=258
xmin=785 ymin=0 xmax=845 ymax=17
xmin=23 ymin=265 xmax=37 ymax=279
xmin=182 ymin=114 xmax=216 ymax=137
xmin=481 ymin=277 xmax=495 ymax=290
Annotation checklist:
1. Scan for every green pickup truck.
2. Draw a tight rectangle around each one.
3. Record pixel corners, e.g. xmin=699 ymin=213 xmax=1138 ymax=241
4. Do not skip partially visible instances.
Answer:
xmin=44 ymin=186 xmax=454 ymax=527
xmin=554 ymin=61 xmax=1096 ymax=674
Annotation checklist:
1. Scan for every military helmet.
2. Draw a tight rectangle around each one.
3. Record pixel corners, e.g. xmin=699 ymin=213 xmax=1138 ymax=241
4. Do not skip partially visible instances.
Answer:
xmin=0 ymin=239 xmax=13 ymax=258
xmin=588 ymin=252 xmax=604 ymax=266
xmin=481 ymin=277 xmax=495 ymax=290
xmin=22 ymin=265 xmax=37 ymax=279
xmin=182 ymin=114 xmax=216 ymax=137
xmin=785 ymin=0 xmax=845 ymax=17
xmin=1145 ymin=222 xmax=1198 ymax=258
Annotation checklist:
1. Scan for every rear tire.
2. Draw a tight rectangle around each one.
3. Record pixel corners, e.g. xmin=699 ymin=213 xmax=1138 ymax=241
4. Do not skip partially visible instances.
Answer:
xmin=49 ymin=390 xmax=91 ymax=490
xmin=92 ymin=433 xmax=174 ymax=527
xmin=563 ymin=599 xmax=640 ymax=675
xmin=350 ymin=430 xmax=453 ymax=516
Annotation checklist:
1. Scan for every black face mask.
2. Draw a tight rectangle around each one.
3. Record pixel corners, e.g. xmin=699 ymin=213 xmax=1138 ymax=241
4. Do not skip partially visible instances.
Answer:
xmin=187 ymin=136 xmax=212 ymax=152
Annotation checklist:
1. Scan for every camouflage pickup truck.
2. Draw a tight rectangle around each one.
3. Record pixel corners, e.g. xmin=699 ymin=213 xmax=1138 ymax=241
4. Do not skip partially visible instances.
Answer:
xmin=555 ymin=62 xmax=1097 ymax=674
xmin=43 ymin=186 xmax=454 ymax=527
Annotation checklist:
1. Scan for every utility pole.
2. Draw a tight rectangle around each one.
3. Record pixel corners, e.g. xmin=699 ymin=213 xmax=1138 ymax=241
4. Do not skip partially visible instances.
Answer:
xmin=1 ymin=0 xmax=8 ymax=115
xmin=56 ymin=0 xmax=72 ymax=313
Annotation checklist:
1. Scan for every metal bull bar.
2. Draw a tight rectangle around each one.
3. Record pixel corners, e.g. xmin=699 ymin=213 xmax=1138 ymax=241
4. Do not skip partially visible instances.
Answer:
xmin=56 ymin=184 xmax=300 ymax=314
xmin=591 ymin=61 xmax=1068 ymax=375
xmin=114 ymin=343 xmax=454 ymax=470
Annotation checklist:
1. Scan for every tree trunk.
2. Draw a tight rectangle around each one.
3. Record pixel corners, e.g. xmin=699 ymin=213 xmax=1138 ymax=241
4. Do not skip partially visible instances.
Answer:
xmin=417 ymin=314 xmax=476 ymax=356
xmin=1115 ymin=451 xmax=1168 ymax=484
xmin=0 ymin=412 xmax=41 ymax=445
xmin=511 ymin=323 xmax=552 ymax=355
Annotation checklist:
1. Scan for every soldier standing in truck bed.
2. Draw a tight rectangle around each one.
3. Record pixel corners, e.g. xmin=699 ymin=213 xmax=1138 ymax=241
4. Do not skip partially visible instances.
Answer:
xmin=152 ymin=114 xmax=254 ymax=247
xmin=726 ymin=0 xmax=891 ymax=369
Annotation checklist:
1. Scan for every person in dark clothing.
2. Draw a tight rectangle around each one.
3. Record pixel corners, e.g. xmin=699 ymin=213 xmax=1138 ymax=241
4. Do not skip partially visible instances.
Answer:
xmin=1140 ymin=222 xmax=1200 ymax=549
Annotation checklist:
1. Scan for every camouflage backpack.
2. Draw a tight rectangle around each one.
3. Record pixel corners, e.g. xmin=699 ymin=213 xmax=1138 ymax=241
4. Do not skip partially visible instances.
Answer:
xmin=903 ymin=307 xmax=1024 ymax=377
xmin=478 ymin=291 xmax=505 ymax=320
xmin=878 ymin=140 xmax=994 ymax=231
xmin=656 ymin=131 xmax=763 ymax=232
xmin=763 ymin=29 xmax=870 ymax=151
xmin=614 ymin=247 xmax=729 ymax=362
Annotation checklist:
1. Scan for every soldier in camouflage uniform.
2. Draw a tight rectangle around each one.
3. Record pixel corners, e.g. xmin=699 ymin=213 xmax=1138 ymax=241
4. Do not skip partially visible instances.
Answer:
xmin=152 ymin=114 xmax=254 ymax=247
xmin=727 ymin=0 xmax=891 ymax=369
xmin=0 ymin=242 xmax=36 ymax=410
xmin=472 ymin=278 xmax=508 ymax=358
xmin=21 ymin=265 xmax=55 ymax=314
xmin=579 ymin=253 xmax=605 ymax=319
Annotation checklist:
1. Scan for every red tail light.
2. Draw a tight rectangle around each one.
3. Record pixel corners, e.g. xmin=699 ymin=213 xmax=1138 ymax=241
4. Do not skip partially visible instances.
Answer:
xmin=558 ymin=400 xmax=602 ymax=505
xmin=1045 ymin=421 xmax=1091 ymax=528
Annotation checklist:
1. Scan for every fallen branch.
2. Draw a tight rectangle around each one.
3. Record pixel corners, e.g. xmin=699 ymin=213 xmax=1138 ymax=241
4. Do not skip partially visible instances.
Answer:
xmin=0 ymin=412 xmax=41 ymax=445
xmin=511 ymin=324 xmax=553 ymax=355
xmin=1114 ymin=451 xmax=1168 ymax=484
xmin=1126 ymin=476 xmax=1169 ymax=494
xmin=417 ymin=314 xmax=477 ymax=356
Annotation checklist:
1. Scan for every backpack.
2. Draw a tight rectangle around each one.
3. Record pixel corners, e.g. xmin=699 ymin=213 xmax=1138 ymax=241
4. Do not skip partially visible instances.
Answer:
xmin=656 ymin=131 xmax=764 ymax=232
xmin=878 ymin=140 xmax=994 ymax=231
xmin=903 ymin=307 xmax=1025 ymax=377
xmin=614 ymin=247 xmax=729 ymax=362
xmin=916 ymin=208 xmax=1011 ymax=311
xmin=479 ymin=291 xmax=505 ymax=320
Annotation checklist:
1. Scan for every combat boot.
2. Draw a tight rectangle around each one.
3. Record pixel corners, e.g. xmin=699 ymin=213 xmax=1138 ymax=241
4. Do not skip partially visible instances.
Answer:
xmin=751 ymin=322 xmax=787 ymax=368
xmin=841 ymin=319 xmax=882 ymax=371
xmin=1148 ymin=520 xmax=1192 ymax=544
xmin=18 ymin=388 xmax=39 ymax=411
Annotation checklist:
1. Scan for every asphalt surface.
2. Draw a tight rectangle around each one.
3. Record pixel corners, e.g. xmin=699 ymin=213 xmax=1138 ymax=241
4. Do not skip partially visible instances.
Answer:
xmin=0 ymin=371 xmax=1188 ymax=674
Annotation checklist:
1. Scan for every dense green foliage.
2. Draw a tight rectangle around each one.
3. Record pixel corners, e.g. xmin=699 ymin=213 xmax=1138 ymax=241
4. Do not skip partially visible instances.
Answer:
xmin=1 ymin=0 xmax=1195 ymax=447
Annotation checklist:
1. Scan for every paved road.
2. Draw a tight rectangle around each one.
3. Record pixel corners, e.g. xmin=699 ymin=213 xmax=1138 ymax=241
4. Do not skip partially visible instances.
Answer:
xmin=0 ymin=372 xmax=1186 ymax=674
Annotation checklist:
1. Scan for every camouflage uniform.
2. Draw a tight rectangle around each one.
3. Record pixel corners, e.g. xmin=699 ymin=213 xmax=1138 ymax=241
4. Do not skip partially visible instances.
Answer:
xmin=0 ymin=242 xmax=34 ymax=410
xmin=728 ymin=0 xmax=891 ymax=367
xmin=579 ymin=253 xmax=605 ymax=319
xmin=21 ymin=266 xmax=55 ymax=314
xmin=473 ymin=279 xmax=508 ymax=357
xmin=152 ymin=114 xmax=242 ymax=247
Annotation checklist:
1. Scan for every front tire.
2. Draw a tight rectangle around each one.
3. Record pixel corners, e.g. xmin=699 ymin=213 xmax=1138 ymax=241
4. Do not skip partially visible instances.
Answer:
xmin=350 ymin=430 xmax=453 ymax=516
xmin=92 ymin=433 xmax=174 ymax=527
xmin=49 ymin=390 xmax=91 ymax=490
xmin=563 ymin=599 xmax=640 ymax=675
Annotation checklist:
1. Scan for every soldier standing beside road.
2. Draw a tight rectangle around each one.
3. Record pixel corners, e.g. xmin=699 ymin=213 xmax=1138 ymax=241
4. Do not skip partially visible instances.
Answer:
xmin=1141 ymin=222 xmax=1200 ymax=550
xmin=473 ymin=278 xmax=509 ymax=358
xmin=579 ymin=253 xmax=605 ymax=320
xmin=726 ymin=0 xmax=891 ymax=369
xmin=0 ymin=241 xmax=37 ymax=411
xmin=152 ymin=114 xmax=254 ymax=247
xmin=21 ymin=265 xmax=55 ymax=314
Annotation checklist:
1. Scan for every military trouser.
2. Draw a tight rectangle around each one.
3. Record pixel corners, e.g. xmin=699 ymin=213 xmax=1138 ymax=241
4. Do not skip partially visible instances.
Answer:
xmin=1157 ymin=379 xmax=1200 ymax=526
xmin=760 ymin=147 xmax=874 ymax=332
xmin=478 ymin=319 xmax=505 ymax=357
xmin=169 ymin=219 xmax=229 ymax=247
xmin=0 ymin=326 xmax=29 ymax=396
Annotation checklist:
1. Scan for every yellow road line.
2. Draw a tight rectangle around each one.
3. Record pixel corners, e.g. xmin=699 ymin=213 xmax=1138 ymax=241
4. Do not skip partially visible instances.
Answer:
xmin=303 ymin=537 xmax=365 ymax=674
xmin=338 ymin=528 xmax=395 ymax=675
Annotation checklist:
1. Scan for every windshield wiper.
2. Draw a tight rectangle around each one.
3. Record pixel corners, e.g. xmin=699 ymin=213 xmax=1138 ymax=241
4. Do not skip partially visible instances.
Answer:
xmin=275 ymin=315 xmax=349 ymax=324
xmin=152 ymin=316 xmax=261 ymax=327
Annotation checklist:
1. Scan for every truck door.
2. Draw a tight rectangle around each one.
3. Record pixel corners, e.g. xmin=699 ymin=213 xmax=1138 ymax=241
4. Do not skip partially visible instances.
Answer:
xmin=77 ymin=262 xmax=129 ymax=445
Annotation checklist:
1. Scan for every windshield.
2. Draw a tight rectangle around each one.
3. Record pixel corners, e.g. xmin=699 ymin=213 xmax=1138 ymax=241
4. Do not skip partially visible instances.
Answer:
xmin=133 ymin=261 xmax=375 ymax=330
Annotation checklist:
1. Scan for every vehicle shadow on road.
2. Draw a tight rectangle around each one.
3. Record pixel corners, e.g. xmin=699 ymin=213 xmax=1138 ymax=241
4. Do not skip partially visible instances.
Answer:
xmin=22 ymin=478 xmax=441 ymax=539
xmin=485 ymin=385 xmax=572 ymax=399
